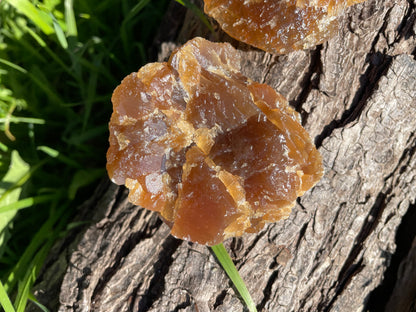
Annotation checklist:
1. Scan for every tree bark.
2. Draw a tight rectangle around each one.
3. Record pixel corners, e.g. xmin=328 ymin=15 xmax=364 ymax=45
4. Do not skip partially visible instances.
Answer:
xmin=31 ymin=0 xmax=416 ymax=311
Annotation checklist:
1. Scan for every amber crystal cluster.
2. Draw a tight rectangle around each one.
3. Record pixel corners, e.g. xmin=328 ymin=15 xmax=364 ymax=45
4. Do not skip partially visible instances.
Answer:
xmin=107 ymin=37 xmax=323 ymax=245
xmin=204 ymin=0 xmax=366 ymax=54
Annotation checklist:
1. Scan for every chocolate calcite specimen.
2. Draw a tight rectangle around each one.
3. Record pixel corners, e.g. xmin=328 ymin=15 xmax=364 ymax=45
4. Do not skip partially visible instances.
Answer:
xmin=204 ymin=0 xmax=366 ymax=54
xmin=107 ymin=37 xmax=323 ymax=245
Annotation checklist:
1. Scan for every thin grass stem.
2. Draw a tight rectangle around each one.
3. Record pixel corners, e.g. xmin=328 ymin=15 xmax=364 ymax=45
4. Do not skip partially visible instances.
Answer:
xmin=64 ymin=0 xmax=77 ymax=38
xmin=0 ymin=117 xmax=45 ymax=124
xmin=0 ymin=194 xmax=56 ymax=213
xmin=0 ymin=280 xmax=15 ymax=312
xmin=174 ymin=0 xmax=214 ymax=33
xmin=211 ymin=243 xmax=257 ymax=312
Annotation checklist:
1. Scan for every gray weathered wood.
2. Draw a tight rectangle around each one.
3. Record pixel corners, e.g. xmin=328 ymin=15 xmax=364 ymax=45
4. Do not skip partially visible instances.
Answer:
xmin=31 ymin=0 xmax=416 ymax=311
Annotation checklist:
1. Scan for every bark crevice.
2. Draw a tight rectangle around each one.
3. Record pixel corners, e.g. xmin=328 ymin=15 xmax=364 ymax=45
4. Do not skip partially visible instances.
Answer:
xmin=138 ymin=236 xmax=182 ymax=312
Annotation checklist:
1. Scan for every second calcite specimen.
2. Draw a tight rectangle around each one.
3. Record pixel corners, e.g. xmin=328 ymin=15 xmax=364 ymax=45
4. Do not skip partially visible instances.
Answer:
xmin=204 ymin=0 xmax=366 ymax=54
xmin=107 ymin=37 xmax=323 ymax=245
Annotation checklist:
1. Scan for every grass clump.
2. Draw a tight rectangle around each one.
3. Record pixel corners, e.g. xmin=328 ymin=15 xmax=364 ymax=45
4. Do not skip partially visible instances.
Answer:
xmin=0 ymin=0 xmax=169 ymax=310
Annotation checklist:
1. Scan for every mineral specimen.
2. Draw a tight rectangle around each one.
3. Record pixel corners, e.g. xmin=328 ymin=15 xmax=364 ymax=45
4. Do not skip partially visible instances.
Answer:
xmin=106 ymin=37 xmax=323 ymax=245
xmin=204 ymin=0 xmax=366 ymax=54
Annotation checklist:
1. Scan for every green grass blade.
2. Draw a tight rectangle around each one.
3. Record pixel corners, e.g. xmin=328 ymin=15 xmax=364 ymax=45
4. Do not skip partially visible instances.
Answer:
xmin=14 ymin=243 xmax=50 ymax=312
xmin=0 ymin=58 xmax=27 ymax=74
xmin=123 ymin=0 xmax=151 ymax=24
xmin=0 ymin=150 xmax=30 ymax=258
xmin=82 ymin=55 xmax=101 ymax=130
xmin=4 ymin=0 xmax=54 ymax=35
xmin=0 ymin=59 xmax=65 ymax=106
xmin=28 ymin=293 xmax=49 ymax=312
xmin=3 ymin=100 xmax=18 ymax=141
xmin=211 ymin=243 xmax=257 ymax=312
xmin=0 ymin=280 xmax=16 ymax=312
xmin=14 ymin=267 xmax=34 ymax=312
xmin=174 ymin=0 xmax=214 ymax=33
xmin=37 ymin=145 xmax=82 ymax=168
xmin=4 ymin=201 xmax=67 ymax=293
xmin=0 ymin=159 xmax=47 ymax=205
xmin=66 ymin=124 xmax=108 ymax=145
xmin=50 ymin=13 xmax=68 ymax=49
xmin=64 ymin=0 xmax=78 ymax=38
xmin=78 ymin=57 xmax=115 ymax=85
xmin=0 ymin=116 xmax=45 ymax=124
xmin=0 ymin=142 xmax=8 ymax=152
xmin=68 ymin=168 xmax=104 ymax=199
xmin=0 ymin=195 xmax=56 ymax=214
xmin=28 ymin=65 xmax=66 ymax=107
xmin=120 ymin=0 xmax=151 ymax=58
xmin=25 ymin=26 xmax=75 ymax=78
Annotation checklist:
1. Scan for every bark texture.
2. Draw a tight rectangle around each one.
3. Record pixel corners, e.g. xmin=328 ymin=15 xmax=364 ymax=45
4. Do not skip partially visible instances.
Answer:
xmin=31 ymin=0 xmax=416 ymax=311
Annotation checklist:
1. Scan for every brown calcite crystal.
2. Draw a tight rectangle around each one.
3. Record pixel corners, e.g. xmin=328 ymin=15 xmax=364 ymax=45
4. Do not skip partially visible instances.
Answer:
xmin=106 ymin=37 xmax=323 ymax=245
xmin=204 ymin=0 xmax=366 ymax=54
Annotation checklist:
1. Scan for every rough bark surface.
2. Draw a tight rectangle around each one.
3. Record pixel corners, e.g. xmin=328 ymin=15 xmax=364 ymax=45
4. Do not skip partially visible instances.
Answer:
xmin=31 ymin=1 xmax=416 ymax=311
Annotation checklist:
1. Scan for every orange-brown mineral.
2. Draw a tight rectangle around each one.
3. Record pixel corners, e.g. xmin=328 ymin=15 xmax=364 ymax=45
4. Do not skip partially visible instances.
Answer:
xmin=204 ymin=0 xmax=366 ymax=54
xmin=107 ymin=37 xmax=323 ymax=245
